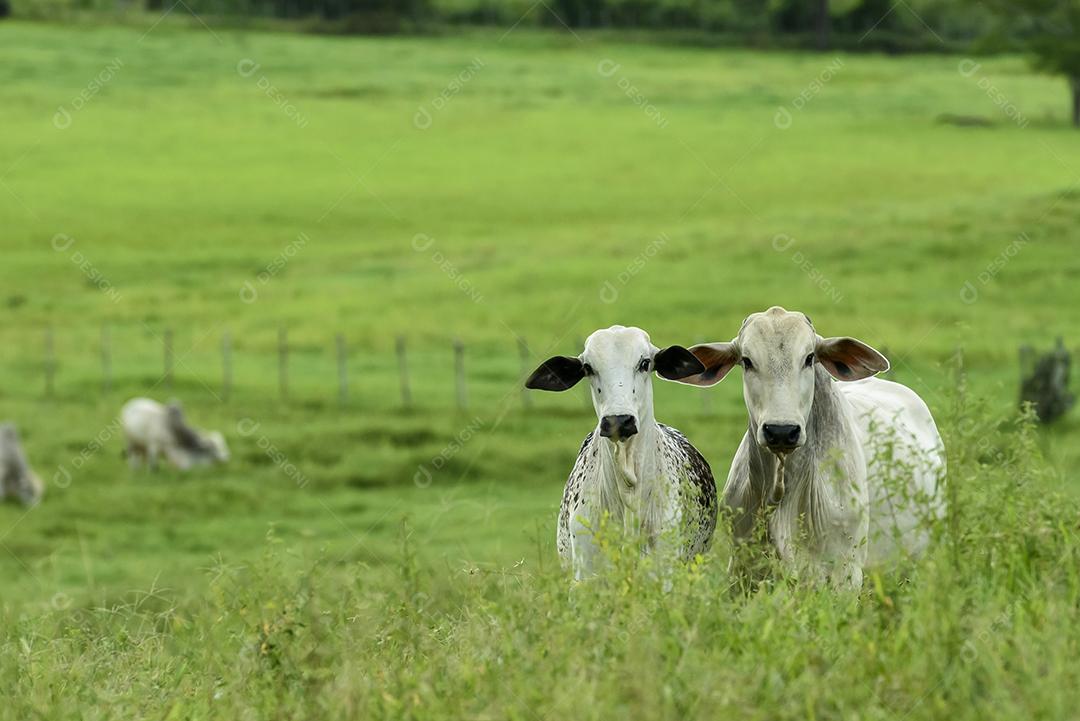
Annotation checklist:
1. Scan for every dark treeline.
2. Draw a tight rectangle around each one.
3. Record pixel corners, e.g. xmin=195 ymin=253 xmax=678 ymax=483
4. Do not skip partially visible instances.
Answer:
xmin=13 ymin=0 xmax=994 ymax=48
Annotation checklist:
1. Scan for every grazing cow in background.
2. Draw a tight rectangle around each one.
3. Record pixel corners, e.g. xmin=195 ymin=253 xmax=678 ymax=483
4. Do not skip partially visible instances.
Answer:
xmin=676 ymin=307 xmax=945 ymax=589
xmin=121 ymin=398 xmax=230 ymax=470
xmin=0 ymin=424 xmax=43 ymax=507
xmin=526 ymin=326 xmax=717 ymax=581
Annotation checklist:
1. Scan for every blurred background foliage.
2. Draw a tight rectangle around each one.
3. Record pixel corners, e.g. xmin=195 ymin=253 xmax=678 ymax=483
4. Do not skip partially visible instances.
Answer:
xmin=6 ymin=0 xmax=1002 ymax=51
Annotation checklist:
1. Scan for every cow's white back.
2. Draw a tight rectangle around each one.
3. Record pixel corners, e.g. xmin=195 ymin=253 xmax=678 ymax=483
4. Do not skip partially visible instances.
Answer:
xmin=839 ymin=377 xmax=945 ymax=564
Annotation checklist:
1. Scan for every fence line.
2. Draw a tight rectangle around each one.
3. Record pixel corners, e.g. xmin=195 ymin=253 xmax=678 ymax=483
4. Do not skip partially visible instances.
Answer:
xmin=29 ymin=326 xmax=880 ymax=412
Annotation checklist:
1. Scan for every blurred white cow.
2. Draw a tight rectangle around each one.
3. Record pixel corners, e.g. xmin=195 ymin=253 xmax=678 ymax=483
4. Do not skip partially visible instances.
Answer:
xmin=0 ymin=424 xmax=43 ymax=506
xmin=121 ymin=398 xmax=229 ymax=470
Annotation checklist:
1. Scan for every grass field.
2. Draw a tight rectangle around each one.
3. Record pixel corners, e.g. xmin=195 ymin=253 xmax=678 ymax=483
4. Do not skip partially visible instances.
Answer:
xmin=2 ymin=17 xmax=1080 ymax=719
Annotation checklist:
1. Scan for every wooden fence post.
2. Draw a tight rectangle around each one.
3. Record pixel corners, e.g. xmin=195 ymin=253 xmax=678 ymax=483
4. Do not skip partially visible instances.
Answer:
xmin=222 ymin=331 xmax=232 ymax=402
xmin=454 ymin=338 xmax=467 ymax=411
xmin=336 ymin=333 xmax=348 ymax=405
xmin=44 ymin=327 xmax=55 ymax=398
xmin=518 ymin=336 xmax=533 ymax=410
xmin=101 ymin=324 xmax=112 ymax=394
xmin=397 ymin=335 xmax=411 ymax=408
xmin=278 ymin=327 xmax=288 ymax=401
xmin=163 ymin=328 xmax=174 ymax=391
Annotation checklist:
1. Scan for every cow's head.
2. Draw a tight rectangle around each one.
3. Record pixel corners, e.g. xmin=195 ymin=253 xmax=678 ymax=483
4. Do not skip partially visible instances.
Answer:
xmin=526 ymin=326 xmax=704 ymax=442
xmin=0 ymin=423 xmax=19 ymax=445
xmin=675 ymin=307 xmax=888 ymax=454
xmin=206 ymin=431 xmax=230 ymax=463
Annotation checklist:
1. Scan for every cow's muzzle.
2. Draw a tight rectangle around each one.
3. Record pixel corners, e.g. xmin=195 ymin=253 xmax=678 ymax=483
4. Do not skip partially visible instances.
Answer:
xmin=600 ymin=414 xmax=638 ymax=441
xmin=761 ymin=423 xmax=801 ymax=453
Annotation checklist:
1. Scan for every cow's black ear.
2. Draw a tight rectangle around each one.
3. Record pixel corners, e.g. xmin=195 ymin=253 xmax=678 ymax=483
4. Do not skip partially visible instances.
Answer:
xmin=526 ymin=356 xmax=585 ymax=392
xmin=654 ymin=345 xmax=707 ymax=381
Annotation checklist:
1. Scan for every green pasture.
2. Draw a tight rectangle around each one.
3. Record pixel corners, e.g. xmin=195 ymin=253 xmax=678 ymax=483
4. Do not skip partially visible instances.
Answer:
xmin=0 ymin=18 xmax=1079 ymax=719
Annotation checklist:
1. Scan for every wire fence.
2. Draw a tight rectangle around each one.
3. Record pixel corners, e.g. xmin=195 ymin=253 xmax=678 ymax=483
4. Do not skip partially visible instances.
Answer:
xmin=11 ymin=324 xmax=618 ymax=415
xmin=13 ymin=324 xmax=1023 ymax=419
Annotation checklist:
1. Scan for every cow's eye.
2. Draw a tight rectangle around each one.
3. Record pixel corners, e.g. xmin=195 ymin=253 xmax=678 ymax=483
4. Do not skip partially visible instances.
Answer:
xmin=804 ymin=353 xmax=815 ymax=368
xmin=637 ymin=358 xmax=651 ymax=373
xmin=741 ymin=357 xmax=754 ymax=371
xmin=582 ymin=363 xmax=594 ymax=376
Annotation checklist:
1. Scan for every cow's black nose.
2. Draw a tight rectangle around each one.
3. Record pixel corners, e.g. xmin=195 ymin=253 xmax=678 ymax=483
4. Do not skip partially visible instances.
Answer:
xmin=600 ymin=415 xmax=638 ymax=440
xmin=762 ymin=423 xmax=801 ymax=450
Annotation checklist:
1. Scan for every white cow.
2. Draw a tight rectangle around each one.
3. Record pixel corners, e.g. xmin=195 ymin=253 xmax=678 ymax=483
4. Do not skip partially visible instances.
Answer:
xmin=677 ymin=307 xmax=945 ymax=588
xmin=0 ymin=424 xmax=43 ymax=507
xmin=121 ymin=398 xmax=229 ymax=470
xmin=526 ymin=326 xmax=718 ymax=581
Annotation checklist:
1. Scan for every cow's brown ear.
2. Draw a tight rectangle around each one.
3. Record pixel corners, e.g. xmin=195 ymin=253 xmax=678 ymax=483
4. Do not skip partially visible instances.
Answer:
xmin=526 ymin=356 xmax=585 ymax=391
xmin=670 ymin=342 xmax=739 ymax=386
xmin=815 ymin=336 xmax=889 ymax=381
